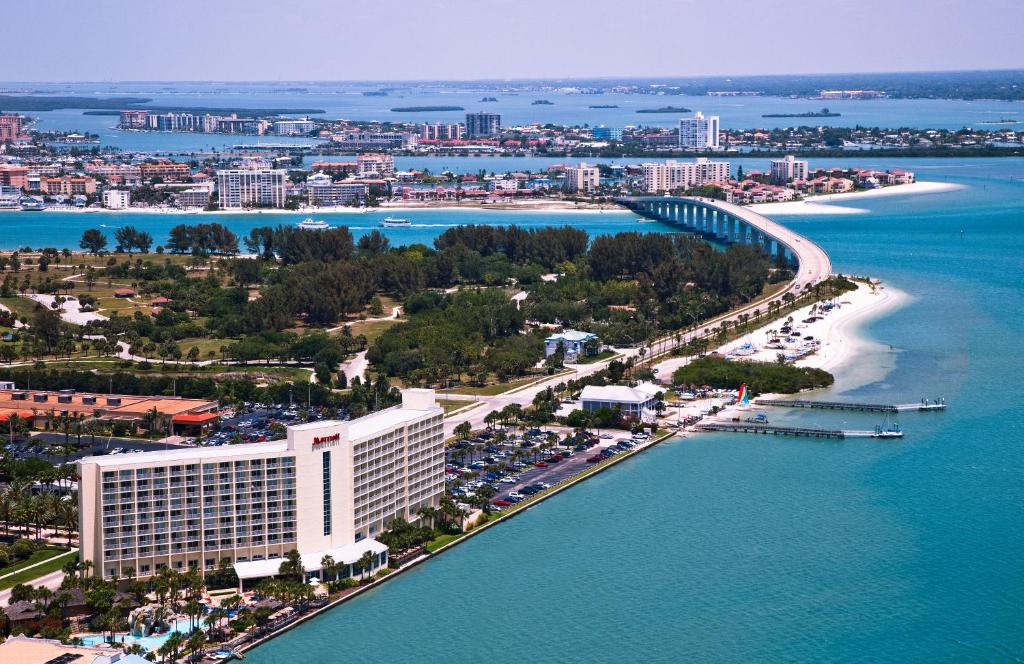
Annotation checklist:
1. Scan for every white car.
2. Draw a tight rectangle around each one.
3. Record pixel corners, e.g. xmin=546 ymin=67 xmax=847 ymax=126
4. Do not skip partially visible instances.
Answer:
xmin=499 ymin=477 xmax=517 ymax=484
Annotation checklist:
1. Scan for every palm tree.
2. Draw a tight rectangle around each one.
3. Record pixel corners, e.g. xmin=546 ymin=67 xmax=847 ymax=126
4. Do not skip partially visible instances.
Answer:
xmin=320 ymin=554 xmax=336 ymax=582
xmin=356 ymin=551 xmax=375 ymax=583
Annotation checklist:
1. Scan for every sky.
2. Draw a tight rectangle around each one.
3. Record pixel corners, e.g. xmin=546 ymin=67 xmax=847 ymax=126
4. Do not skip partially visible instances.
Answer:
xmin=4 ymin=0 xmax=1022 ymax=81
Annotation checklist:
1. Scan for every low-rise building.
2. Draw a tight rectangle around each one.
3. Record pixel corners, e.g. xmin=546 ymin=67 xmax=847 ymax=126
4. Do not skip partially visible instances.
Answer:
xmin=42 ymin=175 xmax=98 ymax=196
xmin=545 ymin=330 xmax=599 ymax=361
xmin=306 ymin=173 xmax=369 ymax=206
xmin=579 ymin=382 xmax=662 ymax=423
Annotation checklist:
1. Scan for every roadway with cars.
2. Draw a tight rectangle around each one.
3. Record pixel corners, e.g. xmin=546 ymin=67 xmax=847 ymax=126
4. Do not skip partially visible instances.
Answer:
xmin=442 ymin=201 xmax=832 ymax=437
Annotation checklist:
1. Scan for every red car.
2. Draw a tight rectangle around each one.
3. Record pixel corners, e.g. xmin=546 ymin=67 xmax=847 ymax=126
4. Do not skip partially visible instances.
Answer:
xmin=586 ymin=455 xmax=603 ymax=463
xmin=493 ymin=500 xmax=513 ymax=507
xmin=534 ymin=461 xmax=548 ymax=468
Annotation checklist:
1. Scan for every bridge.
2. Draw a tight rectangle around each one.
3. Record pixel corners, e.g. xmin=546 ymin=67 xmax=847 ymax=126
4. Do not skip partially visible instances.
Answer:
xmin=617 ymin=196 xmax=832 ymax=296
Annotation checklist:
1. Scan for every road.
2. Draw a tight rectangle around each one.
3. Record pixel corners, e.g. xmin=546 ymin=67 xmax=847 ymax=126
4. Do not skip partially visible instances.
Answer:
xmin=443 ymin=200 xmax=831 ymax=437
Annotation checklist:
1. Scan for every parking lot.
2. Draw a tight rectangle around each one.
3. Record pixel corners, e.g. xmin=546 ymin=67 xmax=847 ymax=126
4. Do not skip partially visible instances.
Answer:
xmin=446 ymin=427 xmax=652 ymax=510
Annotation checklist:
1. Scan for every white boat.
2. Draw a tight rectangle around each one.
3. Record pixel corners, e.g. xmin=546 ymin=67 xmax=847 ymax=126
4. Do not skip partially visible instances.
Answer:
xmin=381 ymin=216 xmax=411 ymax=227
xmin=297 ymin=218 xmax=330 ymax=231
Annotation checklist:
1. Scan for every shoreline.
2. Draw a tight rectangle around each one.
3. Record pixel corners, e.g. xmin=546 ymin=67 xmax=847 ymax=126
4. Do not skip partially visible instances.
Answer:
xmin=750 ymin=181 xmax=964 ymax=216
xmin=0 ymin=181 xmax=957 ymax=218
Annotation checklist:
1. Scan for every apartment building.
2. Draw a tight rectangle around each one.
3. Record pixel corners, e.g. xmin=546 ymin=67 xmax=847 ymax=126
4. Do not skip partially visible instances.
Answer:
xmin=41 ymin=175 xmax=98 ymax=196
xmin=139 ymin=162 xmax=190 ymax=181
xmin=102 ymin=189 xmax=131 ymax=209
xmin=641 ymin=158 xmax=730 ymax=193
xmin=356 ymin=153 xmax=395 ymax=179
xmin=77 ymin=389 xmax=444 ymax=582
xmin=306 ymin=173 xmax=369 ymax=206
xmin=563 ymin=162 xmax=600 ymax=193
xmin=679 ymin=111 xmax=720 ymax=150
xmin=420 ymin=123 xmax=464 ymax=141
xmin=769 ymin=155 xmax=809 ymax=183
xmin=0 ymin=115 xmax=23 ymax=142
xmin=465 ymin=112 xmax=501 ymax=138
xmin=216 ymin=169 xmax=287 ymax=209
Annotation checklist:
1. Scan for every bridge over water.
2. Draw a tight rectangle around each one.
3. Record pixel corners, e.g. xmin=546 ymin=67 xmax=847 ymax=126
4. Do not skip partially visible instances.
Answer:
xmin=617 ymin=196 xmax=833 ymax=294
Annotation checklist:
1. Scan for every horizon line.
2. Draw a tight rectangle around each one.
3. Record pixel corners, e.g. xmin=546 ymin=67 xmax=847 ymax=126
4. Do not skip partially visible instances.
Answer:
xmin=2 ymin=67 xmax=1022 ymax=86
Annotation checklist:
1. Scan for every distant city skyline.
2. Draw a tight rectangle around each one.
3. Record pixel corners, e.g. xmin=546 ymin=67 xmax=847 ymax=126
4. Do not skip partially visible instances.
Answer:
xmin=4 ymin=0 xmax=1022 ymax=82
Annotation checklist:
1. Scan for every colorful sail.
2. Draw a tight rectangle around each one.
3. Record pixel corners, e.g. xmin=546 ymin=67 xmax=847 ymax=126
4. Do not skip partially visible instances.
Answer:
xmin=738 ymin=383 xmax=750 ymax=405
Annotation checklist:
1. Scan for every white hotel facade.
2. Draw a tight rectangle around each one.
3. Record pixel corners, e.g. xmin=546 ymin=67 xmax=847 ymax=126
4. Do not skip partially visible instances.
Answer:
xmin=78 ymin=389 xmax=444 ymax=582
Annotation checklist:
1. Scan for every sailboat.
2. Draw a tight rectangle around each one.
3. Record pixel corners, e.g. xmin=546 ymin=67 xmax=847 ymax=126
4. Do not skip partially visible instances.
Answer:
xmin=737 ymin=383 xmax=750 ymax=406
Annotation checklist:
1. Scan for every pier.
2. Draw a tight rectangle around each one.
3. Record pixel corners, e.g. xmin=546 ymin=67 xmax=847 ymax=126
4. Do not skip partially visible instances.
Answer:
xmin=695 ymin=422 xmax=904 ymax=439
xmin=754 ymin=398 xmax=946 ymax=413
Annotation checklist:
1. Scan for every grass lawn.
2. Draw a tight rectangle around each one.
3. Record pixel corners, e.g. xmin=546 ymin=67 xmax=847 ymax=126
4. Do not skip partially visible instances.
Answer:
xmin=437 ymin=399 xmax=479 ymax=414
xmin=345 ymin=318 xmax=399 ymax=344
xmin=426 ymin=533 xmax=467 ymax=553
xmin=0 ymin=549 xmax=76 ymax=590
xmin=0 ymin=547 xmax=71 ymax=578
xmin=573 ymin=349 xmax=618 ymax=365
xmin=446 ymin=375 xmax=543 ymax=397
xmin=0 ymin=297 xmax=41 ymax=320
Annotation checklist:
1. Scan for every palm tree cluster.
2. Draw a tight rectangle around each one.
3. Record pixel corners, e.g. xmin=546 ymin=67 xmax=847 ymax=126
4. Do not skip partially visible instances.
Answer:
xmin=0 ymin=480 xmax=78 ymax=545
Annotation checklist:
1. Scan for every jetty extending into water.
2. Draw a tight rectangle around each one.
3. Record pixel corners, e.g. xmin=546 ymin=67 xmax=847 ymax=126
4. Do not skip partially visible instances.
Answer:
xmin=695 ymin=422 xmax=904 ymax=439
xmin=754 ymin=398 xmax=946 ymax=413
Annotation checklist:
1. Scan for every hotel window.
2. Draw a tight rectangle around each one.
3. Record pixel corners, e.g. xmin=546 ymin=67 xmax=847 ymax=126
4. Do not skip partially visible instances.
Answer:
xmin=322 ymin=450 xmax=332 ymax=536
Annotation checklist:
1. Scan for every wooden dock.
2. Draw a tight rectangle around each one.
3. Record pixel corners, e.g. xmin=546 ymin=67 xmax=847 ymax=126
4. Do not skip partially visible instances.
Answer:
xmin=695 ymin=422 xmax=846 ymax=438
xmin=695 ymin=422 xmax=904 ymax=439
xmin=755 ymin=398 xmax=946 ymax=413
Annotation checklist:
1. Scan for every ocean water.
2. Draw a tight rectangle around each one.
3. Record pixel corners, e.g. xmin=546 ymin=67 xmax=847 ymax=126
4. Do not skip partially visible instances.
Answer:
xmin=233 ymin=159 xmax=1024 ymax=662
xmin=7 ymin=81 xmax=1024 ymax=152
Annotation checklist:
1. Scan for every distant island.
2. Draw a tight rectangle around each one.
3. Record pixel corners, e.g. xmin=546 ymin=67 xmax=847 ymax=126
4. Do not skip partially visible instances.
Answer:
xmin=532 ymin=99 xmax=554 ymax=105
xmin=636 ymin=106 xmax=692 ymax=114
xmin=480 ymin=97 xmax=498 ymax=102
xmin=363 ymin=91 xmax=388 ymax=97
xmin=391 ymin=105 xmax=464 ymax=112
xmin=0 ymin=94 xmax=152 ymax=111
xmin=762 ymin=107 xmax=841 ymax=118
xmin=83 ymin=105 xmax=327 ymax=116
xmin=589 ymin=104 xmax=619 ymax=109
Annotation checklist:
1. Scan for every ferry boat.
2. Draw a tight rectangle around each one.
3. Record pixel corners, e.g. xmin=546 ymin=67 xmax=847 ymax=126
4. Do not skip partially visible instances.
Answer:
xmin=297 ymin=218 xmax=330 ymax=231
xmin=20 ymin=197 xmax=45 ymax=211
xmin=381 ymin=216 xmax=411 ymax=227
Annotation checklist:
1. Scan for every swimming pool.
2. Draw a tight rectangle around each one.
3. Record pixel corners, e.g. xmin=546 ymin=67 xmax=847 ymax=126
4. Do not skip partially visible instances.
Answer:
xmin=79 ymin=617 xmax=196 ymax=652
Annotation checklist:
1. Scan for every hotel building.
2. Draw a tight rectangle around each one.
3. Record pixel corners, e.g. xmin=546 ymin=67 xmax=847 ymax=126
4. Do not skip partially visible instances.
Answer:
xmin=77 ymin=389 xmax=444 ymax=582
xmin=306 ymin=174 xmax=369 ymax=206
xmin=216 ymin=169 xmax=287 ymax=209
xmin=102 ymin=189 xmax=131 ymax=210
xmin=641 ymin=158 xmax=730 ymax=193
xmin=678 ymin=111 xmax=720 ymax=150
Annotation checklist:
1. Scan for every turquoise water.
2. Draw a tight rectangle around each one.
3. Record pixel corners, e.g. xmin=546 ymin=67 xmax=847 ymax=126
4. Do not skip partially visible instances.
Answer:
xmin=80 ymin=617 xmax=195 ymax=652
xmin=236 ymin=159 xmax=1024 ymax=662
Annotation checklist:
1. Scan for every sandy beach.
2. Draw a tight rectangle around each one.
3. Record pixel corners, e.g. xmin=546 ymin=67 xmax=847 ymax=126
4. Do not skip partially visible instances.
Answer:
xmin=653 ymin=279 xmax=908 ymax=394
xmin=751 ymin=181 xmax=965 ymax=216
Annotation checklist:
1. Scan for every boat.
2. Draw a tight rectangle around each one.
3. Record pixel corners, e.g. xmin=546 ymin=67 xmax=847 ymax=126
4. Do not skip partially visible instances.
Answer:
xmin=871 ymin=422 xmax=903 ymax=439
xmin=297 ymin=218 xmax=330 ymax=231
xmin=20 ymin=197 xmax=45 ymax=211
xmin=381 ymin=216 xmax=411 ymax=227
xmin=745 ymin=413 xmax=769 ymax=424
